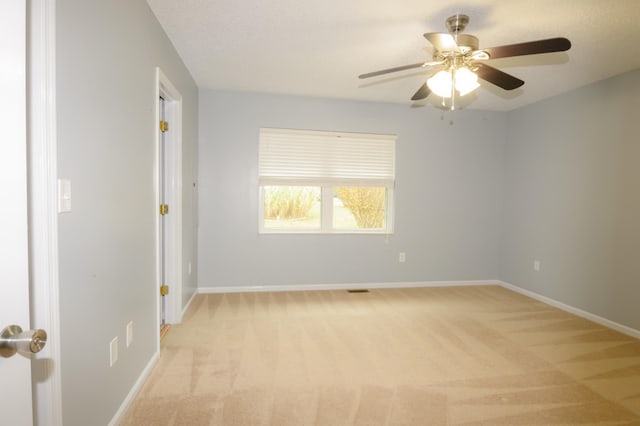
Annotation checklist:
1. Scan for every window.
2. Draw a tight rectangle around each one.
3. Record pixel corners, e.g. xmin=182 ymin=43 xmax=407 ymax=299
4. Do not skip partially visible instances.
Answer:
xmin=258 ymin=128 xmax=396 ymax=234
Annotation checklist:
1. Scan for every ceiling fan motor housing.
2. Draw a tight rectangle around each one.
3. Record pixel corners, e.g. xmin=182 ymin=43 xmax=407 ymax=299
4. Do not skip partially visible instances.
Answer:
xmin=432 ymin=34 xmax=479 ymax=62
xmin=453 ymin=34 xmax=478 ymax=53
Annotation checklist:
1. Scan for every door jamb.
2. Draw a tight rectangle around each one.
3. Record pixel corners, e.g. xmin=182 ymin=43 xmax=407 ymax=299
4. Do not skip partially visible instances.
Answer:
xmin=155 ymin=68 xmax=183 ymax=347
xmin=28 ymin=0 xmax=63 ymax=424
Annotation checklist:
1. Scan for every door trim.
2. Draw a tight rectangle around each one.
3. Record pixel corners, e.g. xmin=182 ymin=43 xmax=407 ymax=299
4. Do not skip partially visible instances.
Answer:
xmin=155 ymin=68 xmax=183 ymax=345
xmin=28 ymin=0 xmax=63 ymax=424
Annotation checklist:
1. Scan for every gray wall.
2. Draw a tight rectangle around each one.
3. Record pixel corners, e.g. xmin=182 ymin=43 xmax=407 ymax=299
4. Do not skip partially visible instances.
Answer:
xmin=56 ymin=0 xmax=198 ymax=424
xmin=501 ymin=69 xmax=640 ymax=330
xmin=198 ymin=91 xmax=506 ymax=287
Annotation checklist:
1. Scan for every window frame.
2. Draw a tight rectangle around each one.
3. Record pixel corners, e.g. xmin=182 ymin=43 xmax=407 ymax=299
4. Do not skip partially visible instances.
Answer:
xmin=258 ymin=128 xmax=396 ymax=235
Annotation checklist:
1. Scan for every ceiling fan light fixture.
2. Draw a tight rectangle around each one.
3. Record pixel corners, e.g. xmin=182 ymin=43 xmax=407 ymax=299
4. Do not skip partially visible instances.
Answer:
xmin=427 ymin=67 xmax=480 ymax=98
xmin=427 ymin=70 xmax=452 ymax=98
xmin=454 ymin=67 xmax=480 ymax=96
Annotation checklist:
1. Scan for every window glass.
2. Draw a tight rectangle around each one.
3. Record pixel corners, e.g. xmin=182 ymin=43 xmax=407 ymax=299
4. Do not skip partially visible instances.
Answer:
xmin=263 ymin=186 xmax=321 ymax=229
xmin=333 ymin=187 xmax=386 ymax=230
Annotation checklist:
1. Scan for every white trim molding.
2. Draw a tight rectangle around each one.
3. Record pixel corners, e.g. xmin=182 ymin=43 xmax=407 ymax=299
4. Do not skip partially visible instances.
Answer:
xmin=198 ymin=280 xmax=501 ymax=294
xmin=182 ymin=288 xmax=198 ymax=317
xmin=29 ymin=0 xmax=63 ymax=424
xmin=107 ymin=353 xmax=159 ymax=426
xmin=499 ymin=281 xmax=640 ymax=340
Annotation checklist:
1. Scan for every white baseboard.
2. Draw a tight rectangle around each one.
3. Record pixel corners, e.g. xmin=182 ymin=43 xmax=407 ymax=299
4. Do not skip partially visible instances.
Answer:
xmin=108 ymin=352 xmax=160 ymax=426
xmin=182 ymin=288 xmax=198 ymax=317
xmin=198 ymin=280 xmax=502 ymax=294
xmin=498 ymin=281 xmax=640 ymax=340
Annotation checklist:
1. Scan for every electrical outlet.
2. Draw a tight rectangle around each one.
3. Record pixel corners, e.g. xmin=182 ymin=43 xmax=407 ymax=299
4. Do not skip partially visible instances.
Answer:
xmin=126 ymin=321 xmax=133 ymax=348
xmin=533 ymin=260 xmax=541 ymax=272
xmin=110 ymin=337 xmax=118 ymax=367
xmin=399 ymin=252 xmax=406 ymax=263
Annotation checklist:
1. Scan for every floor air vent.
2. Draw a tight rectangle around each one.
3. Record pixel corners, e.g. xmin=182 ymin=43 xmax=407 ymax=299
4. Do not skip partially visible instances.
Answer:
xmin=347 ymin=289 xmax=370 ymax=293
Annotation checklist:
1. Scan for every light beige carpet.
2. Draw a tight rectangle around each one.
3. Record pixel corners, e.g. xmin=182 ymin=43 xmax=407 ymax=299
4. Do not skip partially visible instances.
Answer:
xmin=121 ymin=286 xmax=640 ymax=425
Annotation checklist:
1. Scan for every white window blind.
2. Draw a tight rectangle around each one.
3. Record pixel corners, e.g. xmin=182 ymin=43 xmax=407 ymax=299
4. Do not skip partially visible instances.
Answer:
xmin=259 ymin=128 xmax=396 ymax=186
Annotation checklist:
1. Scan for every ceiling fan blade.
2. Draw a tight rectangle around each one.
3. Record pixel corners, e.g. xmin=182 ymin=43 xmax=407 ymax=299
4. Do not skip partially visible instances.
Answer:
xmin=424 ymin=32 xmax=459 ymax=52
xmin=410 ymin=82 xmax=431 ymax=101
xmin=358 ymin=61 xmax=442 ymax=79
xmin=482 ymin=37 xmax=571 ymax=59
xmin=474 ymin=63 xmax=524 ymax=90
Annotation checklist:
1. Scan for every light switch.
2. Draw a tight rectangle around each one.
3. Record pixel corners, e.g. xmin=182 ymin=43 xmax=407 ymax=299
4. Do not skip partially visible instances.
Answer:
xmin=58 ymin=179 xmax=71 ymax=213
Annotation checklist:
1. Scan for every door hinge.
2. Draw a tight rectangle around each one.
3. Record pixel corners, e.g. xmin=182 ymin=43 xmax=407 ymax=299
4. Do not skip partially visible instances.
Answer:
xmin=160 ymin=204 xmax=169 ymax=215
xmin=160 ymin=285 xmax=169 ymax=296
xmin=159 ymin=120 xmax=169 ymax=133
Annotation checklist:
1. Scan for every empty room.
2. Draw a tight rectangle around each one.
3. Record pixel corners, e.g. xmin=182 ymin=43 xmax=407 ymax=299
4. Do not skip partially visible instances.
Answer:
xmin=3 ymin=0 xmax=640 ymax=425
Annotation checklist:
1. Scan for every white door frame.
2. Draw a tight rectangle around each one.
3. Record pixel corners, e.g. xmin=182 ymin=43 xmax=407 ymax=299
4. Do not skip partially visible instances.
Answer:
xmin=28 ymin=0 xmax=63 ymax=424
xmin=155 ymin=68 xmax=183 ymax=343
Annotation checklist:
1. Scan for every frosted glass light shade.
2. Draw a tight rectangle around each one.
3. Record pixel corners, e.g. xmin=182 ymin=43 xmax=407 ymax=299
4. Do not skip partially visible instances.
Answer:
xmin=427 ymin=67 xmax=480 ymax=98
xmin=454 ymin=67 xmax=480 ymax=96
xmin=427 ymin=70 xmax=453 ymax=98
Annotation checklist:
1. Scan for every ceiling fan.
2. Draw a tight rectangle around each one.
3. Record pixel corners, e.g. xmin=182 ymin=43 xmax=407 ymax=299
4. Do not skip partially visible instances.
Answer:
xmin=359 ymin=14 xmax=571 ymax=109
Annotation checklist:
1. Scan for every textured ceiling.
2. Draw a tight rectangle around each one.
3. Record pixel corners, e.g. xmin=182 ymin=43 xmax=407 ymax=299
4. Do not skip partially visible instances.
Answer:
xmin=147 ymin=0 xmax=640 ymax=111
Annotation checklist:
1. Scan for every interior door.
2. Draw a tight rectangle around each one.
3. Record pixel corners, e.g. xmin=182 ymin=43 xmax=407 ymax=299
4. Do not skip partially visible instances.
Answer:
xmin=0 ymin=0 xmax=35 ymax=424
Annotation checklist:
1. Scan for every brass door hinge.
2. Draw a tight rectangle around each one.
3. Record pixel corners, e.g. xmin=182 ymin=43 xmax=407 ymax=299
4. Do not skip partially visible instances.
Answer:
xmin=160 ymin=285 xmax=169 ymax=296
xmin=159 ymin=120 xmax=169 ymax=133
xmin=160 ymin=204 xmax=169 ymax=215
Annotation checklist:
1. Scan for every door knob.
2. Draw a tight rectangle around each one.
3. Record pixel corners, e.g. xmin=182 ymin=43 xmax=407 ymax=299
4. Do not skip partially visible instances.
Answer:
xmin=0 ymin=325 xmax=47 ymax=358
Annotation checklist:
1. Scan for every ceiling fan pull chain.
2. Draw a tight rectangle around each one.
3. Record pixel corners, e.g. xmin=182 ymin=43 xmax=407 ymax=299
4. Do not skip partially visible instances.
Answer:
xmin=450 ymin=72 xmax=456 ymax=111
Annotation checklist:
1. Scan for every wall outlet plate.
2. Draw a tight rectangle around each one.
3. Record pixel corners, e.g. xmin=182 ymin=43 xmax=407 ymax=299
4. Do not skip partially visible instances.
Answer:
xmin=126 ymin=321 xmax=133 ymax=347
xmin=110 ymin=337 xmax=118 ymax=366
xmin=533 ymin=260 xmax=541 ymax=272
